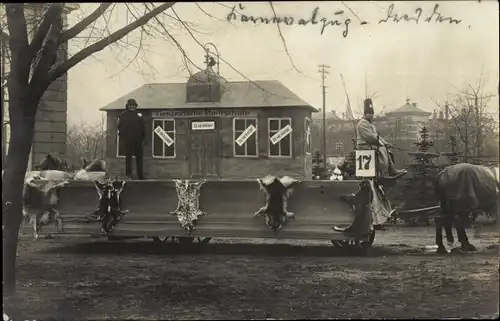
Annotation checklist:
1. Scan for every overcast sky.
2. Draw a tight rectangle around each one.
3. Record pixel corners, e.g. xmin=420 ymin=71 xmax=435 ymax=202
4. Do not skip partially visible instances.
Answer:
xmin=66 ymin=1 xmax=499 ymax=126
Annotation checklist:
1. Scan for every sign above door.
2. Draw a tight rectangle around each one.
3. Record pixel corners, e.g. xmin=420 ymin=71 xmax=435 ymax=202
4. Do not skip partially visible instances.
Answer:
xmin=192 ymin=121 xmax=216 ymax=130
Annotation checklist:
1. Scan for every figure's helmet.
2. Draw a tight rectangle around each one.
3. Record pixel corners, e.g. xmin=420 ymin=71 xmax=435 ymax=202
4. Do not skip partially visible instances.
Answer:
xmin=364 ymin=98 xmax=374 ymax=115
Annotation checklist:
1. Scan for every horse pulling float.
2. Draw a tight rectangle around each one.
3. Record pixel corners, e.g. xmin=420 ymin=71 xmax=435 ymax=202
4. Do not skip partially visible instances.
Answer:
xmin=21 ymin=151 xmax=383 ymax=255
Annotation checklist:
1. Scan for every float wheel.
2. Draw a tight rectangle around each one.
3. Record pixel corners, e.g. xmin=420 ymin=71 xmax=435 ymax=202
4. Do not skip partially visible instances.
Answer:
xmin=152 ymin=236 xmax=170 ymax=244
xmin=176 ymin=236 xmax=195 ymax=244
xmin=197 ymin=237 xmax=212 ymax=246
xmin=108 ymin=235 xmax=138 ymax=241
xmin=176 ymin=236 xmax=212 ymax=246
xmin=331 ymin=229 xmax=375 ymax=255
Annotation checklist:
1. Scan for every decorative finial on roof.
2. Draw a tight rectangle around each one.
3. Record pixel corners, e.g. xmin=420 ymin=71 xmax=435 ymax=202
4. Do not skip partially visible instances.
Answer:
xmin=406 ymin=98 xmax=411 ymax=104
xmin=204 ymin=47 xmax=216 ymax=69
xmin=203 ymin=42 xmax=220 ymax=74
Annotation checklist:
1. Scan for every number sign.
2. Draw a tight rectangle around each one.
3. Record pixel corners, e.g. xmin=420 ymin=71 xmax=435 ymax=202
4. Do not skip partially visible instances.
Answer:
xmin=355 ymin=150 xmax=376 ymax=177
xmin=154 ymin=126 xmax=174 ymax=147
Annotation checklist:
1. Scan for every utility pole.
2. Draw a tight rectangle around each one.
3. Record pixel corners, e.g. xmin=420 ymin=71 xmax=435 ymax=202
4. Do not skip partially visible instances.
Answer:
xmin=364 ymin=71 xmax=368 ymax=98
xmin=319 ymin=64 xmax=330 ymax=167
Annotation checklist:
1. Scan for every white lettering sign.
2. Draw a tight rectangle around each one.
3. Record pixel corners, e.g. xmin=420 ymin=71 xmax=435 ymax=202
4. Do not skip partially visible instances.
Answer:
xmin=235 ymin=124 xmax=256 ymax=146
xmin=270 ymin=124 xmax=292 ymax=145
xmin=355 ymin=150 xmax=376 ymax=178
xmin=192 ymin=121 xmax=215 ymax=130
xmin=154 ymin=126 xmax=174 ymax=146
xmin=152 ymin=110 xmax=258 ymax=118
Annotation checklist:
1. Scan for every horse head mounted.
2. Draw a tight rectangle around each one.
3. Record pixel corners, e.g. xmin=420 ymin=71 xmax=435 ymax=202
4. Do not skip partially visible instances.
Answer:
xmin=37 ymin=153 xmax=69 ymax=171
xmin=82 ymin=157 xmax=89 ymax=169
xmin=94 ymin=179 xmax=126 ymax=214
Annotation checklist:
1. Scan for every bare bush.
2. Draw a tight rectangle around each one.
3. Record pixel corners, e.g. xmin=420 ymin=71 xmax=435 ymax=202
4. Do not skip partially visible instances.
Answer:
xmin=431 ymin=72 xmax=498 ymax=162
xmin=66 ymin=114 xmax=107 ymax=168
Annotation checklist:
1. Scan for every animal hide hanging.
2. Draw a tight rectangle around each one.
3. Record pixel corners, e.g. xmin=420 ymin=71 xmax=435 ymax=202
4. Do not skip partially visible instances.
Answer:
xmin=254 ymin=175 xmax=299 ymax=231
xmin=87 ymin=179 xmax=128 ymax=234
xmin=334 ymin=180 xmax=374 ymax=236
xmin=25 ymin=177 xmax=70 ymax=239
xmin=170 ymin=179 xmax=207 ymax=232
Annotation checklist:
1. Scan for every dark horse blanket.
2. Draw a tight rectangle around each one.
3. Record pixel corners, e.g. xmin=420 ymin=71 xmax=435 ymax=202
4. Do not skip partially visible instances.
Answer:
xmin=437 ymin=163 xmax=498 ymax=212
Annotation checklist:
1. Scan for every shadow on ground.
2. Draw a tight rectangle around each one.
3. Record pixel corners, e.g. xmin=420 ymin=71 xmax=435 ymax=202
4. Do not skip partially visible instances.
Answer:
xmin=38 ymin=238 xmax=499 ymax=258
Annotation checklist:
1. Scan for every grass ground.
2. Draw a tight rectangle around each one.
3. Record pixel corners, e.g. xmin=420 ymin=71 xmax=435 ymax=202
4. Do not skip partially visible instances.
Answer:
xmin=9 ymin=226 xmax=500 ymax=320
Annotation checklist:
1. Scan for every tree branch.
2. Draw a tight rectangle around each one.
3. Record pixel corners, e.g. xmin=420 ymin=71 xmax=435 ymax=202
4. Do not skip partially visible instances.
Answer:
xmin=5 ymin=4 xmax=30 ymax=84
xmin=268 ymin=2 xmax=301 ymax=75
xmin=60 ymin=3 xmax=112 ymax=43
xmin=48 ymin=2 xmax=176 ymax=84
xmin=166 ymin=6 xmax=285 ymax=101
xmin=28 ymin=4 xmax=62 ymax=58
xmin=29 ymin=5 xmax=64 ymax=101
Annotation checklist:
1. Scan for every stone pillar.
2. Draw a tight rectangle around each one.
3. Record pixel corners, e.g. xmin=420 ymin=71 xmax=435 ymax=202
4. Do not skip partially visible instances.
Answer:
xmin=27 ymin=4 xmax=78 ymax=169
xmin=32 ymin=37 xmax=69 ymax=167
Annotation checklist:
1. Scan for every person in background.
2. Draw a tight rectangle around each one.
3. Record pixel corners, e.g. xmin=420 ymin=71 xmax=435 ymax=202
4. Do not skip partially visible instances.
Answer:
xmin=117 ymin=98 xmax=145 ymax=180
xmin=356 ymin=98 xmax=406 ymax=179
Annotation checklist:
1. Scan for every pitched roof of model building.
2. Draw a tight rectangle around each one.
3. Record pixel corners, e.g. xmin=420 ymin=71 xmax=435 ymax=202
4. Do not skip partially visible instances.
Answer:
xmin=100 ymin=80 xmax=317 ymax=112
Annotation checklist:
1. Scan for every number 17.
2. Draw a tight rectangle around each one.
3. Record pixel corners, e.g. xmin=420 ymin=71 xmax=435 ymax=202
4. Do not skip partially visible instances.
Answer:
xmin=356 ymin=154 xmax=372 ymax=170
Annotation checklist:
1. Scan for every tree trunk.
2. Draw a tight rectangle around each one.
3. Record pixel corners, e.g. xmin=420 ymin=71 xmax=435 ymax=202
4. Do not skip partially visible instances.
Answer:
xmin=2 ymin=97 xmax=36 ymax=299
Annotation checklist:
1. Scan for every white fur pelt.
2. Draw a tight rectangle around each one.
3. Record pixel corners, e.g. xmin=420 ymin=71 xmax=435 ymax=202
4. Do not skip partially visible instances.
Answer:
xmin=22 ymin=170 xmax=72 ymax=239
xmin=74 ymin=169 xmax=106 ymax=181
xmin=329 ymin=167 xmax=344 ymax=181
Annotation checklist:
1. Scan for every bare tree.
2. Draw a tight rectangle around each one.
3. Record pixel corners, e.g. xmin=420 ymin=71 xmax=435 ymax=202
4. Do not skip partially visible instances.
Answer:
xmin=1 ymin=3 xmax=188 ymax=312
xmin=431 ymin=73 xmax=497 ymax=162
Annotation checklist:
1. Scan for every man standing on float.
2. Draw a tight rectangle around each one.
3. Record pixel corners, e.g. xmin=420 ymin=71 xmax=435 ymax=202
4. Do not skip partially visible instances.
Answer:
xmin=117 ymin=98 xmax=145 ymax=180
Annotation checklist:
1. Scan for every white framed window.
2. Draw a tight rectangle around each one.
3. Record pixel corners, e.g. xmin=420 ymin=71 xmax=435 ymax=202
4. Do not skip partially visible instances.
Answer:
xmin=152 ymin=118 xmax=176 ymax=158
xmin=395 ymin=118 xmax=402 ymax=132
xmin=268 ymin=117 xmax=292 ymax=158
xmin=233 ymin=117 xmax=258 ymax=157
xmin=305 ymin=117 xmax=312 ymax=155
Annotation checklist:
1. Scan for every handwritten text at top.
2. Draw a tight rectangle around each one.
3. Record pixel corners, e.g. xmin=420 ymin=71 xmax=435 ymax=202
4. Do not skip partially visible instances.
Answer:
xmin=226 ymin=3 xmax=462 ymax=38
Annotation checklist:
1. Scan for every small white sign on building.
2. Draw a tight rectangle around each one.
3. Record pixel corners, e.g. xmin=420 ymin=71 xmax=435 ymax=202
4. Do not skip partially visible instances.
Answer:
xmin=191 ymin=121 xmax=215 ymax=130
xmin=235 ymin=124 xmax=257 ymax=146
xmin=355 ymin=150 xmax=376 ymax=178
xmin=270 ymin=124 xmax=292 ymax=145
xmin=154 ymin=126 xmax=174 ymax=146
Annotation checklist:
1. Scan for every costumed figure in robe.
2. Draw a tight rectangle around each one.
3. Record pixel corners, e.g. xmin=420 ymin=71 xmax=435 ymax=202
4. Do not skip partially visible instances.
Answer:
xmin=356 ymin=98 xmax=406 ymax=179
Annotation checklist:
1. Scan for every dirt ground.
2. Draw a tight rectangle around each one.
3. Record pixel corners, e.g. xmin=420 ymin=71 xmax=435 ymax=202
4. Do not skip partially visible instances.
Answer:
xmin=9 ymin=226 xmax=500 ymax=320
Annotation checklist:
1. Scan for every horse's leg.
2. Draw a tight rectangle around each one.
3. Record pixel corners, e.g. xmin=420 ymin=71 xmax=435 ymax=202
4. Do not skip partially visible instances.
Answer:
xmin=435 ymin=216 xmax=447 ymax=254
xmin=443 ymin=215 xmax=454 ymax=247
xmin=456 ymin=212 xmax=477 ymax=252
xmin=436 ymin=199 xmax=453 ymax=254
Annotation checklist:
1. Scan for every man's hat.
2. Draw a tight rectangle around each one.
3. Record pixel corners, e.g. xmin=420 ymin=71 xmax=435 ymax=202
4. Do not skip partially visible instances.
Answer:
xmin=126 ymin=98 xmax=138 ymax=108
xmin=364 ymin=98 xmax=374 ymax=114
